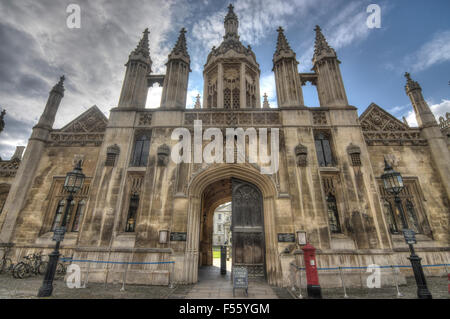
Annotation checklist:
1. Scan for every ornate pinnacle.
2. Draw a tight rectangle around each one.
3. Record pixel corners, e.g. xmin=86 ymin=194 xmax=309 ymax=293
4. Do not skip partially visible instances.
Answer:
xmin=313 ymin=25 xmax=336 ymax=61
xmin=276 ymin=27 xmax=292 ymax=52
xmin=194 ymin=94 xmax=201 ymax=109
xmin=273 ymin=26 xmax=296 ymax=64
xmin=263 ymin=93 xmax=270 ymax=108
xmin=132 ymin=28 xmax=151 ymax=59
xmin=404 ymin=72 xmax=421 ymax=93
xmin=168 ymin=28 xmax=190 ymax=63
xmin=225 ymin=3 xmax=237 ymax=21
xmin=0 ymin=108 xmax=6 ymax=134
xmin=51 ymin=75 xmax=65 ymax=95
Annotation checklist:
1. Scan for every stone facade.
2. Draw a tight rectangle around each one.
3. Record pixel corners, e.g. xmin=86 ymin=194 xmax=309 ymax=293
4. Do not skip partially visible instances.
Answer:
xmin=0 ymin=5 xmax=448 ymax=288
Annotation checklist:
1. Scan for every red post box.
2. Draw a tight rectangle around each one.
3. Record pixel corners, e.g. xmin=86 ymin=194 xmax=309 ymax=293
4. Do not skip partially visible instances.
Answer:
xmin=302 ymin=243 xmax=322 ymax=299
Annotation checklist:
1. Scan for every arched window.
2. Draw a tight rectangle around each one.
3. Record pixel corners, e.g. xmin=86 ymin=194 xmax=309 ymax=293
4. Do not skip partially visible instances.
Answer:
xmin=131 ymin=134 xmax=150 ymax=167
xmin=405 ymin=200 xmax=420 ymax=233
xmin=383 ymin=201 xmax=399 ymax=234
xmin=72 ymin=200 xmax=86 ymax=232
xmin=51 ymin=200 xmax=66 ymax=231
xmin=125 ymin=193 xmax=140 ymax=232
xmin=315 ymin=132 xmax=334 ymax=167
xmin=326 ymin=194 xmax=341 ymax=233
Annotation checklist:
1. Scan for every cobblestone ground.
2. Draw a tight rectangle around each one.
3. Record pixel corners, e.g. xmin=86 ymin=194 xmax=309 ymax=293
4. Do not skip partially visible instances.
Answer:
xmin=0 ymin=273 xmax=448 ymax=299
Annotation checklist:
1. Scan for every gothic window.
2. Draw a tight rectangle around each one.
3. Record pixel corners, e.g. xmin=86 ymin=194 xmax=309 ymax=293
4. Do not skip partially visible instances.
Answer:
xmin=125 ymin=193 xmax=140 ymax=232
xmin=224 ymin=88 xmax=231 ymax=109
xmin=378 ymin=179 xmax=426 ymax=234
xmin=44 ymin=178 xmax=91 ymax=234
xmin=405 ymin=200 xmax=420 ymax=233
xmin=383 ymin=201 xmax=399 ymax=234
xmin=71 ymin=200 xmax=86 ymax=232
xmin=51 ymin=200 xmax=66 ymax=231
xmin=131 ymin=133 xmax=150 ymax=167
xmin=315 ymin=132 xmax=335 ymax=167
xmin=326 ymin=194 xmax=341 ymax=233
xmin=232 ymin=88 xmax=240 ymax=108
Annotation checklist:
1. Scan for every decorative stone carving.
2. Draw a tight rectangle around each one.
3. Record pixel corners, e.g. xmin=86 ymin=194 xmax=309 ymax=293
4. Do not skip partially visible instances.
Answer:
xmin=294 ymin=143 xmax=308 ymax=166
xmin=312 ymin=111 xmax=327 ymax=125
xmin=184 ymin=111 xmax=281 ymax=126
xmin=347 ymin=143 xmax=361 ymax=166
xmin=157 ymin=144 xmax=170 ymax=166
xmin=139 ymin=113 xmax=152 ymax=126
xmin=439 ymin=112 xmax=449 ymax=129
xmin=347 ymin=143 xmax=361 ymax=155
xmin=60 ymin=106 xmax=107 ymax=133
xmin=360 ymin=103 xmax=427 ymax=146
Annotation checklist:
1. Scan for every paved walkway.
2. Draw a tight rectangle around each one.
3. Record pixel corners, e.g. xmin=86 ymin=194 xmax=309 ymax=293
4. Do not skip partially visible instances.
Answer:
xmin=185 ymin=264 xmax=287 ymax=299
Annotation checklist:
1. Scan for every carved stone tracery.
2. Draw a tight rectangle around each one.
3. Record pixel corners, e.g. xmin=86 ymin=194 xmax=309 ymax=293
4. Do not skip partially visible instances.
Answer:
xmin=360 ymin=104 xmax=427 ymax=146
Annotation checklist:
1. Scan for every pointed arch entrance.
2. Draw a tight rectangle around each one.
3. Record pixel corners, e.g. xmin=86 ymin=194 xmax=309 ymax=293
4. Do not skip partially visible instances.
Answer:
xmin=184 ymin=164 xmax=282 ymax=286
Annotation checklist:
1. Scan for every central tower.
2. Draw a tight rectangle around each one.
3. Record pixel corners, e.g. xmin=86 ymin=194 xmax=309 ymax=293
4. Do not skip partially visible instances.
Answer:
xmin=203 ymin=4 xmax=261 ymax=109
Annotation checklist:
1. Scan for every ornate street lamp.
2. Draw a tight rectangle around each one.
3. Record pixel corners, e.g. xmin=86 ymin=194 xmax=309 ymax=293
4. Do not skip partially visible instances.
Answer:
xmin=381 ymin=159 xmax=408 ymax=228
xmin=38 ymin=160 xmax=85 ymax=297
xmin=381 ymin=159 xmax=432 ymax=299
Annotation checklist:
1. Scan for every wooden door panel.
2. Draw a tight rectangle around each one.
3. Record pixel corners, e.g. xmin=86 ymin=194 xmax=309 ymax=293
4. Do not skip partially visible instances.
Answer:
xmin=232 ymin=178 xmax=265 ymax=278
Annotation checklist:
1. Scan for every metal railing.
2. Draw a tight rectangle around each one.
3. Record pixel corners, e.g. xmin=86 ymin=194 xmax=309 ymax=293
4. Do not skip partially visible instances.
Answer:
xmin=289 ymin=262 xmax=449 ymax=299
xmin=60 ymin=257 xmax=176 ymax=291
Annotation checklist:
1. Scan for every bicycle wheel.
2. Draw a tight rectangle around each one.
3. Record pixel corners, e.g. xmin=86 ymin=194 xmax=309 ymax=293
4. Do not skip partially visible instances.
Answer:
xmin=38 ymin=261 xmax=48 ymax=275
xmin=0 ymin=259 xmax=6 ymax=273
xmin=55 ymin=263 xmax=66 ymax=279
xmin=14 ymin=262 xmax=27 ymax=279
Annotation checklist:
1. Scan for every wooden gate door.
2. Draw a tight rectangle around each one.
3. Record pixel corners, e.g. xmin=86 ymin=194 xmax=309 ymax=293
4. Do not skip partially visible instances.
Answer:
xmin=231 ymin=178 xmax=265 ymax=278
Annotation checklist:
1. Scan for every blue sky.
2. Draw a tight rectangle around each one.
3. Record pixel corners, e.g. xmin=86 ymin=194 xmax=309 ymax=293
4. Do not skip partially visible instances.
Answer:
xmin=0 ymin=0 xmax=449 ymax=158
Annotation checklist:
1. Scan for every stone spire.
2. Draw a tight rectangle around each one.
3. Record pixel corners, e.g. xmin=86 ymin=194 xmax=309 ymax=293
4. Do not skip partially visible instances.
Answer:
xmin=272 ymin=26 xmax=303 ymax=107
xmin=404 ymin=72 xmax=436 ymax=127
xmin=403 ymin=72 xmax=450 ymax=202
xmin=36 ymin=76 xmax=65 ymax=129
xmin=118 ymin=28 xmax=152 ymax=109
xmin=160 ymin=28 xmax=191 ymax=108
xmin=224 ymin=4 xmax=239 ymax=38
xmin=313 ymin=25 xmax=336 ymax=64
xmin=0 ymin=109 xmax=6 ymax=134
xmin=131 ymin=28 xmax=151 ymax=62
xmin=312 ymin=25 xmax=348 ymax=107
xmin=194 ymin=94 xmax=201 ymax=109
xmin=168 ymin=28 xmax=190 ymax=64
xmin=404 ymin=72 xmax=421 ymax=93
xmin=51 ymin=75 xmax=65 ymax=96
xmin=263 ymin=93 xmax=270 ymax=108
xmin=273 ymin=27 xmax=297 ymax=64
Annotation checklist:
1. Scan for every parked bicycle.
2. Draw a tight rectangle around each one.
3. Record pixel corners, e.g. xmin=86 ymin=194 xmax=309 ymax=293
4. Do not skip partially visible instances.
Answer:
xmin=54 ymin=255 xmax=70 ymax=279
xmin=13 ymin=252 xmax=47 ymax=279
xmin=0 ymin=248 xmax=13 ymax=274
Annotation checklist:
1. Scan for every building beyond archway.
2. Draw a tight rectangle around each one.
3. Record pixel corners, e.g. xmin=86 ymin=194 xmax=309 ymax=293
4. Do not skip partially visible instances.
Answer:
xmin=199 ymin=177 xmax=266 ymax=280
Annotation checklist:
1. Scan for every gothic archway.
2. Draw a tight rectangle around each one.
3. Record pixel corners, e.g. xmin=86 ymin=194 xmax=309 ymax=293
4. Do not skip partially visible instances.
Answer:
xmin=184 ymin=164 xmax=282 ymax=286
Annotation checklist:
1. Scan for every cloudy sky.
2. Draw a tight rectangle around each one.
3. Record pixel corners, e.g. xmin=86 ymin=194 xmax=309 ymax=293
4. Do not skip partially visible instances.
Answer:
xmin=0 ymin=0 xmax=449 ymax=158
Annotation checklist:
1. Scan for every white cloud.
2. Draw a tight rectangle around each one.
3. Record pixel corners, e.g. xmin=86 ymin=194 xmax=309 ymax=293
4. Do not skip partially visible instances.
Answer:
xmin=260 ymin=73 xmax=277 ymax=107
xmin=409 ymin=30 xmax=450 ymax=72
xmin=298 ymin=1 xmax=373 ymax=71
xmin=404 ymin=99 xmax=450 ymax=127
xmin=186 ymin=89 xmax=201 ymax=109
